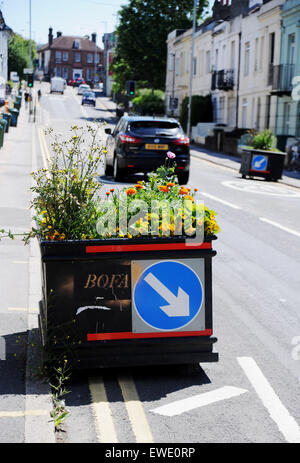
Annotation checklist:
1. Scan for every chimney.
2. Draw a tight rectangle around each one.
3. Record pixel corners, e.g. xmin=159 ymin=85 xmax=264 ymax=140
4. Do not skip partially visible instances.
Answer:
xmin=57 ymin=31 xmax=62 ymax=38
xmin=48 ymin=27 xmax=53 ymax=46
xmin=91 ymin=33 xmax=97 ymax=43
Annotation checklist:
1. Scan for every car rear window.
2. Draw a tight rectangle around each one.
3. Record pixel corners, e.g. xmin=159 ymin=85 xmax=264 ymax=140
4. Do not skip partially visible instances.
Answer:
xmin=84 ymin=92 xmax=95 ymax=97
xmin=129 ymin=121 xmax=181 ymax=135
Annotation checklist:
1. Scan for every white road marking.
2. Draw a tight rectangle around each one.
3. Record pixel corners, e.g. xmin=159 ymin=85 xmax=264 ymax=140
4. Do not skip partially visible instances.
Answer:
xmin=150 ymin=386 xmax=248 ymax=417
xmin=89 ymin=376 xmax=118 ymax=443
xmin=238 ymin=357 xmax=300 ymax=443
xmin=223 ymin=180 xmax=300 ymax=197
xmin=118 ymin=375 xmax=154 ymax=443
xmin=38 ymin=128 xmax=50 ymax=170
xmin=259 ymin=217 xmax=300 ymax=238
xmin=200 ymin=191 xmax=241 ymax=210
xmin=0 ymin=410 xmax=49 ymax=418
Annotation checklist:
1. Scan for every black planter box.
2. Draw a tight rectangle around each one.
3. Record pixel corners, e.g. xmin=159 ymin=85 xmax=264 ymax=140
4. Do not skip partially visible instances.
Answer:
xmin=38 ymin=236 xmax=218 ymax=369
xmin=240 ymin=148 xmax=286 ymax=181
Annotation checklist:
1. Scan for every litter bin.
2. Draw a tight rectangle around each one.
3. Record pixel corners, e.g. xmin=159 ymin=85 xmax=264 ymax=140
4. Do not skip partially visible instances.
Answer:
xmin=13 ymin=101 xmax=21 ymax=111
xmin=15 ymin=96 xmax=22 ymax=107
xmin=8 ymin=108 xmax=19 ymax=127
xmin=2 ymin=113 xmax=11 ymax=132
xmin=0 ymin=119 xmax=5 ymax=148
xmin=240 ymin=148 xmax=286 ymax=181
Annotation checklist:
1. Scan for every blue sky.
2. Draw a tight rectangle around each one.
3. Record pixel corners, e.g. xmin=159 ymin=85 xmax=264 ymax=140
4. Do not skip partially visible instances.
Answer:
xmin=1 ymin=0 xmax=214 ymax=47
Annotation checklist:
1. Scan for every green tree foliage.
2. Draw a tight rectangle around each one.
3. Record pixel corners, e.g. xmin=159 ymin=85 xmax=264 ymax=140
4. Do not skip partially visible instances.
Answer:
xmin=8 ymin=33 xmax=37 ymax=80
xmin=132 ymin=89 xmax=165 ymax=115
xmin=180 ymin=95 xmax=213 ymax=132
xmin=112 ymin=0 xmax=208 ymax=92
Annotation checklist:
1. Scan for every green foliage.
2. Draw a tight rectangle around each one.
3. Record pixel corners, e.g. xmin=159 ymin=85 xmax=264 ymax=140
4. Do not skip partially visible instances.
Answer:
xmin=180 ymin=95 xmax=213 ymax=132
xmin=250 ymin=129 xmax=277 ymax=151
xmin=29 ymin=124 xmax=105 ymax=242
xmin=8 ymin=33 xmax=37 ymax=80
xmin=112 ymin=0 xmax=208 ymax=91
xmin=132 ymin=89 xmax=165 ymax=115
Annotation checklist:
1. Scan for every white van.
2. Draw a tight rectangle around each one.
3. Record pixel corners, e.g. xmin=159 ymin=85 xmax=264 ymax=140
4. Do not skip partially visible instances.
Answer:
xmin=50 ymin=77 xmax=65 ymax=94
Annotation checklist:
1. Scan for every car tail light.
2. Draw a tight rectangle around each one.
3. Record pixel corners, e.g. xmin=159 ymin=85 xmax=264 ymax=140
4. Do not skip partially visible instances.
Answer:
xmin=119 ymin=134 xmax=142 ymax=144
xmin=173 ymin=136 xmax=190 ymax=146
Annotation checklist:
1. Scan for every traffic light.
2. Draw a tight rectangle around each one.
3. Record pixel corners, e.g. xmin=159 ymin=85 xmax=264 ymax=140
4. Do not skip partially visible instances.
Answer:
xmin=126 ymin=80 xmax=136 ymax=96
xmin=27 ymin=74 xmax=34 ymax=88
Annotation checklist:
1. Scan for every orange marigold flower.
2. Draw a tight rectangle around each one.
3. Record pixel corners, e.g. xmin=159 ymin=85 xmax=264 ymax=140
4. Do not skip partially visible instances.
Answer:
xmin=134 ymin=184 xmax=144 ymax=189
xmin=167 ymin=182 xmax=175 ymax=187
xmin=158 ymin=185 xmax=169 ymax=193
xmin=194 ymin=188 xmax=198 ymax=192
xmin=106 ymin=192 xmax=110 ymax=196
xmin=110 ymin=188 xmax=115 ymax=192
xmin=183 ymin=195 xmax=194 ymax=202
xmin=126 ymin=188 xmax=137 ymax=196
xmin=179 ymin=187 xmax=189 ymax=195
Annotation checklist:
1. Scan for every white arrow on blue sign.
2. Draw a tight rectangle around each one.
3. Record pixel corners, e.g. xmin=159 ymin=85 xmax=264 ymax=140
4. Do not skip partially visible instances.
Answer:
xmin=133 ymin=261 xmax=203 ymax=331
xmin=251 ymin=154 xmax=268 ymax=171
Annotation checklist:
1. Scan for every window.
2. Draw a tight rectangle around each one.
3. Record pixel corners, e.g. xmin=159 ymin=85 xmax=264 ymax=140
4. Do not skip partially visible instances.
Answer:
xmin=75 ymin=53 xmax=81 ymax=63
xmin=55 ymin=51 xmax=61 ymax=63
xmin=87 ymin=68 xmax=93 ymax=80
xmin=283 ymin=102 xmax=291 ymax=134
xmin=87 ymin=53 xmax=93 ymax=64
xmin=63 ymin=52 xmax=68 ymax=62
xmin=230 ymin=41 xmax=235 ymax=69
xmin=73 ymin=40 xmax=80 ymax=49
xmin=242 ymin=98 xmax=248 ymax=127
xmin=215 ymin=49 xmax=219 ymax=71
xmin=244 ymin=42 xmax=250 ymax=76
xmin=206 ymin=50 xmax=211 ymax=74
xmin=186 ymin=51 xmax=190 ymax=74
xmin=95 ymin=54 xmax=100 ymax=64
xmin=259 ymin=36 xmax=264 ymax=72
xmin=256 ymin=97 xmax=261 ymax=130
xmin=265 ymin=95 xmax=271 ymax=129
xmin=254 ymin=38 xmax=259 ymax=72
xmin=288 ymin=33 xmax=295 ymax=65
xmin=219 ymin=96 xmax=225 ymax=123
xmin=269 ymin=32 xmax=275 ymax=65
xmin=175 ymin=57 xmax=180 ymax=76
xmin=62 ymin=67 xmax=68 ymax=79
xmin=193 ymin=57 xmax=197 ymax=76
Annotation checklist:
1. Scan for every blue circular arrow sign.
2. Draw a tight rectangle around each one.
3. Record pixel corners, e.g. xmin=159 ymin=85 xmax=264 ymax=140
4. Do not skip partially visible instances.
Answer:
xmin=133 ymin=261 xmax=203 ymax=331
xmin=251 ymin=154 xmax=268 ymax=171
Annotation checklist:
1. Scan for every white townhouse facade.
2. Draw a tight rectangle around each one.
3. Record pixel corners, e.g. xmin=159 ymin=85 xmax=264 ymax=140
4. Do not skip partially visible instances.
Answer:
xmin=0 ymin=10 xmax=12 ymax=99
xmin=166 ymin=0 xmax=286 ymax=133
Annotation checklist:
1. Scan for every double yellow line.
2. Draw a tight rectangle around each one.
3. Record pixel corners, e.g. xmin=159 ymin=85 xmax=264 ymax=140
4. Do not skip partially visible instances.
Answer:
xmin=37 ymin=127 xmax=50 ymax=170
xmin=89 ymin=375 xmax=154 ymax=443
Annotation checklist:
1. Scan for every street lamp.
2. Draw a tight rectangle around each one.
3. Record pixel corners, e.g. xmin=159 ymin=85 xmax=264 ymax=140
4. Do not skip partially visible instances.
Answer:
xmin=187 ymin=0 xmax=197 ymax=140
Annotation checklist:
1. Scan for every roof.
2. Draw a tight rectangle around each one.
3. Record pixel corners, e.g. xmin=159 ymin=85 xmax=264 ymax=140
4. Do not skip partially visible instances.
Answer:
xmin=0 ymin=10 xmax=12 ymax=33
xmin=38 ymin=35 xmax=102 ymax=53
xmin=123 ymin=115 xmax=179 ymax=123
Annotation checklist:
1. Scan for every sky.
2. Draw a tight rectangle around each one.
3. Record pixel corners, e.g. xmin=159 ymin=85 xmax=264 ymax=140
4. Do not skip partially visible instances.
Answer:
xmin=1 ymin=0 xmax=214 ymax=48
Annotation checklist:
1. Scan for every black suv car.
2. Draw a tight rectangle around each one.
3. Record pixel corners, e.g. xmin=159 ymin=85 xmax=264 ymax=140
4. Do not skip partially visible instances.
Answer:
xmin=104 ymin=116 xmax=190 ymax=184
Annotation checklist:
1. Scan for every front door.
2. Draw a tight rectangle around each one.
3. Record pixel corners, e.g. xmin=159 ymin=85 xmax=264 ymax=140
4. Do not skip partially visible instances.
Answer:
xmin=73 ymin=69 xmax=83 ymax=80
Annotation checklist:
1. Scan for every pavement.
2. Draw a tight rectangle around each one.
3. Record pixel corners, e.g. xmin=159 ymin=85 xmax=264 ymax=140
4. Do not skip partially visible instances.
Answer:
xmin=0 ymin=93 xmax=55 ymax=443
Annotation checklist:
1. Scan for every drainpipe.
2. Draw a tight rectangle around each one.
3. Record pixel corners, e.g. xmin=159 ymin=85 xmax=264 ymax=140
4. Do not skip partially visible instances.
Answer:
xmin=236 ymin=31 xmax=242 ymax=129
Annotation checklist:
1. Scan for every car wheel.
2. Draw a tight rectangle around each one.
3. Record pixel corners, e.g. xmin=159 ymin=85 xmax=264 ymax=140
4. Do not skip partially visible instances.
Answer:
xmin=177 ymin=171 xmax=189 ymax=185
xmin=113 ymin=156 xmax=123 ymax=182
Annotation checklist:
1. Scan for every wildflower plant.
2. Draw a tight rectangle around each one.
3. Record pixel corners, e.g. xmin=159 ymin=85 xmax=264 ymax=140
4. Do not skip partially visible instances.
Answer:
xmin=27 ymin=124 xmax=105 ymax=242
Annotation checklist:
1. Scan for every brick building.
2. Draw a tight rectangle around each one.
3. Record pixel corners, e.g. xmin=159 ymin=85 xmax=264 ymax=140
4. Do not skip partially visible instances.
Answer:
xmin=37 ymin=28 xmax=103 ymax=84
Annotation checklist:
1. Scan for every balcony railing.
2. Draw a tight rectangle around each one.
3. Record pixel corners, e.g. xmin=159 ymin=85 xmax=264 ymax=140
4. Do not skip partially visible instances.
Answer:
xmin=268 ymin=64 xmax=295 ymax=95
xmin=211 ymin=69 xmax=234 ymax=91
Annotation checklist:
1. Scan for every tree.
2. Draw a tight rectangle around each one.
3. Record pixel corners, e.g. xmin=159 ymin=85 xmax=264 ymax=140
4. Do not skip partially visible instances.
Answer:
xmin=8 ymin=33 xmax=37 ymax=80
xmin=179 ymin=95 xmax=213 ymax=132
xmin=112 ymin=0 xmax=208 ymax=92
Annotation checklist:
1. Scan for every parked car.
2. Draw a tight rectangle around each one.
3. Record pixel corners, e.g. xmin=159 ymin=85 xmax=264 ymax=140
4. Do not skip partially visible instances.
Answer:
xmin=68 ymin=79 xmax=76 ymax=86
xmin=74 ymin=78 xmax=86 ymax=87
xmin=82 ymin=91 xmax=96 ymax=106
xmin=78 ymin=84 xmax=90 ymax=95
xmin=104 ymin=116 xmax=190 ymax=183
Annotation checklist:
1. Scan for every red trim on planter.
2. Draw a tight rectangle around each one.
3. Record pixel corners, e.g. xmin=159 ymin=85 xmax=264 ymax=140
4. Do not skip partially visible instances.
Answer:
xmin=86 ymin=242 xmax=212 ymax=254
xmin=249 ymin=169 xmax=270 ymax=174
xmin=87 ymin=329 xmax=212 ymax=341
